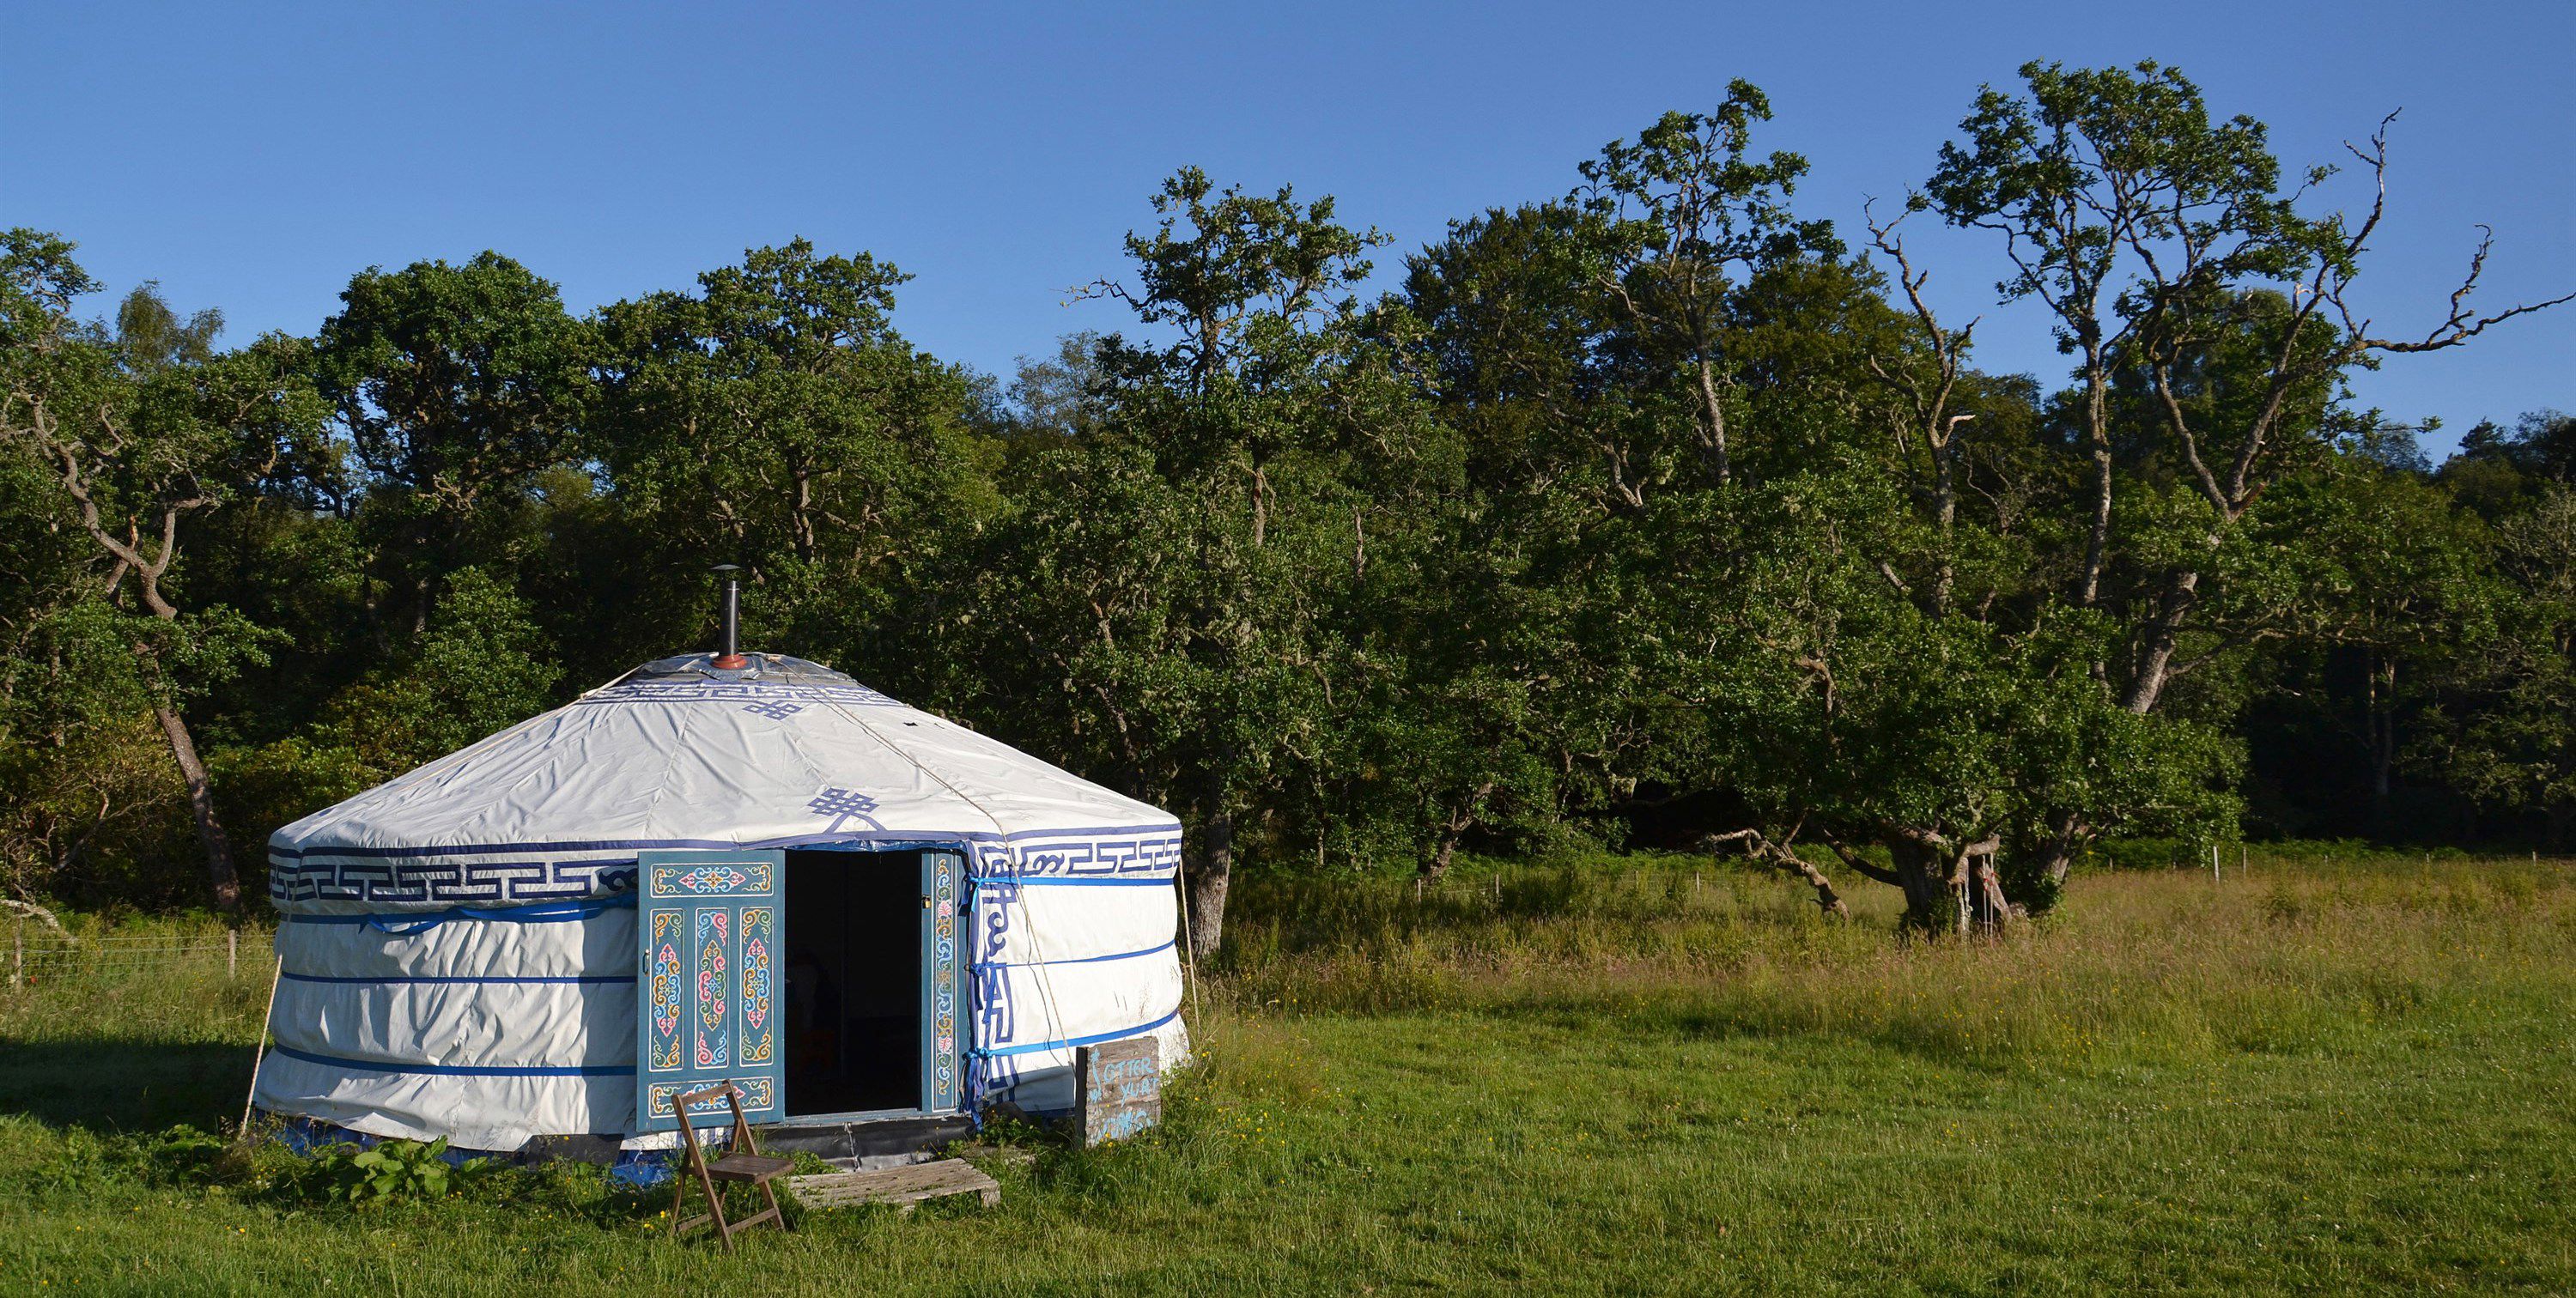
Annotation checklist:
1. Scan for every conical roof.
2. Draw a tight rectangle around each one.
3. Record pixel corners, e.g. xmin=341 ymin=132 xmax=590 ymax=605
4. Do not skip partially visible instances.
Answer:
xmin=267 ymin=652 xmax=1179 ymax=914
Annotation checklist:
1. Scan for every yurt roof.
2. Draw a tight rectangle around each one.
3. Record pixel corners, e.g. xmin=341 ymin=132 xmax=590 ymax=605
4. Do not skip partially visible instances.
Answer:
xmin=267 ymin=652 xmax=1180 ymax=914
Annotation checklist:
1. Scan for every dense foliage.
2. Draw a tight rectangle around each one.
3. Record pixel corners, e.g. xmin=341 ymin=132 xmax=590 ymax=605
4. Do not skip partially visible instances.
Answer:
xmin=1 ymin=63 xmax=2566 ymax=938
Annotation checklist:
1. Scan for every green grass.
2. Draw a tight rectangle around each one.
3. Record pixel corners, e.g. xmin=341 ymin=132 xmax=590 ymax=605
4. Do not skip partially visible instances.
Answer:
xmin=3 ymin=852 xmax=2573 ymax=1294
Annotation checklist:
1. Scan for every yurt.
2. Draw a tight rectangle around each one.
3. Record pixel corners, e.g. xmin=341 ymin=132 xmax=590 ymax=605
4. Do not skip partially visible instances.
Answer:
xmin=253 ymin=630 xmax=1188 ymax=1158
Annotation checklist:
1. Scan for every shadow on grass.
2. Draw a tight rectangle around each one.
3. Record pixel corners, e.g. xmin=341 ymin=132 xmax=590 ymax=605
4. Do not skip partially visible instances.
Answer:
xmin=0 ymin=1037 xmax=255 ymax=1133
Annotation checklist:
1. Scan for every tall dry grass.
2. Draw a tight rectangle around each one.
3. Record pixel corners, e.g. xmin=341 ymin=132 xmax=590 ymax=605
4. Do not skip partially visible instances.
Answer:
xmin=1215 ymin=851 xmax=2576 ymax=1070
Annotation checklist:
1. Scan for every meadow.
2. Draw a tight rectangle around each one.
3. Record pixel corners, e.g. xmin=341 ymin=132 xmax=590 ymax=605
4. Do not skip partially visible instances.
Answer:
xmin=3 ymin=849 xmax=2571 ymax=1295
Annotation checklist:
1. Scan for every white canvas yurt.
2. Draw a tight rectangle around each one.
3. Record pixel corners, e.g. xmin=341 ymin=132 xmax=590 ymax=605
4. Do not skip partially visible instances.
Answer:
xmin=253 ymin=640 xmax=1188 ymax=1155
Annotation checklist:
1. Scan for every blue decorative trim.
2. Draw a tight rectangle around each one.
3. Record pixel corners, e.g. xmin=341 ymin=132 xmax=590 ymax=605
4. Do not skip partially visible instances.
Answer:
xmin=282 ymin=973 xmax=638 ymax=986
xmin=270 ymin=1045 xmax=635 ymax=1078
xmin=268 ymin=858 xmax=639 ymax=908
xmin=806 ymin=786 xmax=883 ymax=833
xmin=792 ymin=838 xmax=960 ymax=853
xmin=273 ymin=822 xmax=1181 ymax=861
xmin=997 ymin=875 xmax=1175 ymax=889
xmin=980 ymin=828 xmax=1184 ymax=881
xmin=270 ymin=824 xmax=1182 ymax=907
xmin=576 ymin=680 xmax=902 ymax=707
xmin=972 ymin=1009 xmax=1182 ymax=1059
xmin=979 ymin=939 xmax=1176 ymax=970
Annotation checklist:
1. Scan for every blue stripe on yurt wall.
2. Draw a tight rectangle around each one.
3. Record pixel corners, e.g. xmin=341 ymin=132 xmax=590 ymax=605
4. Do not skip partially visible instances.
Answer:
xmin=270 ymin=1046 xmax=635 ymax=1078
xmin=281 ymin=973 xmax=635 ymax=986
xmin=975 ymin=1009 xmax=1182 ymax=1059
xmin=981 ymin=940 xmax=1176 ymax=968
xmin=282 ymin=895 xmax=636 ymax=931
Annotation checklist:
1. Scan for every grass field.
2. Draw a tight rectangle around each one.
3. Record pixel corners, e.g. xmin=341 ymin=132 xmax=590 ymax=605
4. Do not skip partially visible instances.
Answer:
xmin=3 ymin=851 xmax=2572 ymax=1295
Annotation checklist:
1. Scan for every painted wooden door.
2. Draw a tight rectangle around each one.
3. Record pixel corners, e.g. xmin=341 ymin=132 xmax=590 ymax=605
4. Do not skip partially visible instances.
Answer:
xmin=635 ymin=848 xmax=785 ymax=1132
xmin=923 ymin=849 xmax=963 ymax=1113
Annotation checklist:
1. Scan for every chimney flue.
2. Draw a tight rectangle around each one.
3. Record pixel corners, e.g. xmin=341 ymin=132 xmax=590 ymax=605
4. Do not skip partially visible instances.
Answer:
xmin=710 ymin=565 xmax=746 ymax=670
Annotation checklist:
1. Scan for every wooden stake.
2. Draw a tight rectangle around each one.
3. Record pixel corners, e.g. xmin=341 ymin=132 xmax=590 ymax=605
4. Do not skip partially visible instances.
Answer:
xmin=228 ymin=928 xmax=238 ymax=980
xmin=239 ymin=952 xmax=283 ymax=1139
xmin=2212 ymin=843 xmax=2221 ymax=883
xmin=1173 ymin=854 xmax=1200 ymax=1021
xmin=10 ymin=919 xmax=20 ymax=992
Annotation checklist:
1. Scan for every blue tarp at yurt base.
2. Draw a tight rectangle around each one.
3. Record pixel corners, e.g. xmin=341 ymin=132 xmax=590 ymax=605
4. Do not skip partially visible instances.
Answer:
xmin=254 ymin=651 xmax=1188 ymax=1152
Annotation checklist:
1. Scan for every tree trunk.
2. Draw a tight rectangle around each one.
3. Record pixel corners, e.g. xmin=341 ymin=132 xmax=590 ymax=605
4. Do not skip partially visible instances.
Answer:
xmin=1695 ymin=356 xmax=1730 ymax=487
xmin=1186 ymin=806 xmax=1234 ymax=958
xmin=1886 ymin=839 xmax=1953 ymax=933
xmin=155 ymin=703 xmax=241 ymax=917
xmin=2366 ymin=652 xmax=2397 ymax=834
xmin=2033 ymin=808 xmax=2087 ymax=895
xmin=1419 ymin=780 xmax=1492 ymax=880
xmin=2077 ymin=359 xmax=2113 ymax=607
xmin=1421 ymin=830 xmax=1460 ymax=881
xmin=2123 ymin=568 xmax=2202 ymax=714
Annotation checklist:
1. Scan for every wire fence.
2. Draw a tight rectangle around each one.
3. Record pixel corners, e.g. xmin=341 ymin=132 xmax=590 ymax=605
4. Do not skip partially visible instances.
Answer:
xmin=5 ymin=924 xmax=274 ymax=992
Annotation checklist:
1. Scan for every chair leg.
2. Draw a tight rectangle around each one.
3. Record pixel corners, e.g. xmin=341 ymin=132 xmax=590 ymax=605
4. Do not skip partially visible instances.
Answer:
xmin=761 ymin=1179 xmax=787 ymax=1232
xmin=698 ymin=1164 xmax=734 ymax=1253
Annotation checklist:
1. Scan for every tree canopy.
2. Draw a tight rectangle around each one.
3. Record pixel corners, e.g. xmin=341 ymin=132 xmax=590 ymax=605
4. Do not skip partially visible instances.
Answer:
xmin=0 ymin=61 xmax=2565 ymax=942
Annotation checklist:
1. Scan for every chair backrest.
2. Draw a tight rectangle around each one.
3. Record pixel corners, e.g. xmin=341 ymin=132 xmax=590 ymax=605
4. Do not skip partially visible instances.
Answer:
xmin=666 ymin=1081 xmax=758 ymax=1166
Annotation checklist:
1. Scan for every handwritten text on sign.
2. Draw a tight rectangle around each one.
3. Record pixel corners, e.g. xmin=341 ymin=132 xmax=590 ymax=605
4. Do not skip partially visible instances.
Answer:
xmin=1075 ymin=1037 xmax=1162 ymax=1147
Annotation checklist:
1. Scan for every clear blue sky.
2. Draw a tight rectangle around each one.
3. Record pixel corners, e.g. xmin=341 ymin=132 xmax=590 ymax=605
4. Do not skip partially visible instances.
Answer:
xmin=5 ymin=2 xmax=2568 ymax=449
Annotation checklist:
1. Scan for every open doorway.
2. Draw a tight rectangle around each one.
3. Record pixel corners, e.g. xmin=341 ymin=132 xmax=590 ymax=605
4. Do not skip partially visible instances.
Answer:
xmin=782 ymin=849 xmax=922 ymax=1117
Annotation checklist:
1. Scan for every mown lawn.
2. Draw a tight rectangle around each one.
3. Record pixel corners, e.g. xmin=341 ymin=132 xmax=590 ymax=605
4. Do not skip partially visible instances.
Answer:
xmin=3 ymin=852 xmax=2572 ymax=1295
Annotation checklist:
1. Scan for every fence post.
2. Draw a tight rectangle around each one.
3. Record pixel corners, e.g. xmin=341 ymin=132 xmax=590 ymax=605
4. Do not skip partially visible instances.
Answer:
xmin=10 ymin=919 xmax=20 ymax=992
xmin=228 ymin=929 xmax=239 ymax=980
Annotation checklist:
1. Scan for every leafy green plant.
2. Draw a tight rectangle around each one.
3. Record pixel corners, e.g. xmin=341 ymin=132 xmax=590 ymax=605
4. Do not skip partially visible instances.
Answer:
xmin=312 ymin=1137 xmax=489 ymax=1204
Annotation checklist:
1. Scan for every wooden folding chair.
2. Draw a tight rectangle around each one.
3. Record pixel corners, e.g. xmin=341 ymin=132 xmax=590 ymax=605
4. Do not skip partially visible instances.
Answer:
xmin=665 ymin=1081 xmax=794 ymax=1250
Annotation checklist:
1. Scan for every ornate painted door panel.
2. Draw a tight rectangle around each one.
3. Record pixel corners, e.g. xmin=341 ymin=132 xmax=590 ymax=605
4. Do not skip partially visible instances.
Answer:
xmin=922 ymin=850 xmax=963 ymax=1113
xmin=635 ymin=848 xmax=785 ymax=1133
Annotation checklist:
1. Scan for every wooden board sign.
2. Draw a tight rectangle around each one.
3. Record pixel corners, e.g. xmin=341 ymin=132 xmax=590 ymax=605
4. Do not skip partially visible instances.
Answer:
xmin=1074 ymin=1037 xmax=1162 ymax=1147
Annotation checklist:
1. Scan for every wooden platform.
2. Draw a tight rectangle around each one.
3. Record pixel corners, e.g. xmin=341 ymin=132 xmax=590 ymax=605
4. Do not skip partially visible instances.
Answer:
xmin=760 ymin=1113 xmax=978 ymax=1162
xmin=786 ymin=1158 xmax=1000 ymax=1214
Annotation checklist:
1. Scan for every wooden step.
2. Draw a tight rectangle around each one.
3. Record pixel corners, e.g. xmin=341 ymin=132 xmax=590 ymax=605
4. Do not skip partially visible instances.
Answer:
xmin=786 ymin=1158 xmax=1000 ymax=1214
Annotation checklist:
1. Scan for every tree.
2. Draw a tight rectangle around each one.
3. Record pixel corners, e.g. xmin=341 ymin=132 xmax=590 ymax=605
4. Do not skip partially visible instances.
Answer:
xmin=588 ymin=240 xmax=987 ymax=682
xmin=311 ymin=252 xmax=592 ymax=637
xmin=1921 ymin=60 xmax=2572 ymax=882
xmin=2420 ymin=485 xmax=2576 ymax=846
xmin=1577 ymin=86 xmax=1840 ymax=488
xmin=2441 ymin=409 xmax=2576 ymax=519
xmin=975 ymin=169 xmax=1406 ymax=955
xmin=2250 ymin=452 xmax=2500 ymax=829
xmin=0 ymin=232 xmax=326 ymax=914
xmin=319 ymin=567 xmax=563 ymax=779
